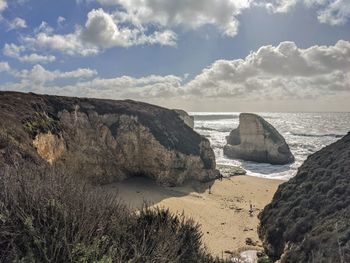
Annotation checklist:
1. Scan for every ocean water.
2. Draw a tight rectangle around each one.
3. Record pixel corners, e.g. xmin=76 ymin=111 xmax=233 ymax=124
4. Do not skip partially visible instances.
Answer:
xmin=191 ymin=112 xmax=350 ymax=180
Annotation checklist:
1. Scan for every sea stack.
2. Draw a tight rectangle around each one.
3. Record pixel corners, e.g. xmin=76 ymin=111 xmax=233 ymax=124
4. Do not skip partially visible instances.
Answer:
xmin=223 ymin=113 xmax=294 ymax=165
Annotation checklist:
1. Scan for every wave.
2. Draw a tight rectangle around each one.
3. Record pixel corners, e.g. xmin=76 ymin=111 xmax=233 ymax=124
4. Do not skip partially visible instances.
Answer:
xmin=291 ymin=132 xmax=345 ymax=138
xmin=195 ymin=126 xmax=217 ymax=131
xmin=195 ymin=126 xmax=233 ymax=133
xmin=192 ymin=114 xmax=239 ymax=121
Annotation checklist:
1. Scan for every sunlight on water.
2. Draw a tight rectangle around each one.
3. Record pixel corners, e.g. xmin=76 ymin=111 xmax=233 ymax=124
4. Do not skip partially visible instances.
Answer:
xmin=191 ymin=112 xmax=350 ymax=180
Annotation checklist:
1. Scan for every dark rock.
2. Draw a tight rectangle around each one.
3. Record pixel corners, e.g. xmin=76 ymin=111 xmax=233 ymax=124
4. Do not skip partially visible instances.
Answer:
xmin=245 ymin=237 xmax=258 ymax=246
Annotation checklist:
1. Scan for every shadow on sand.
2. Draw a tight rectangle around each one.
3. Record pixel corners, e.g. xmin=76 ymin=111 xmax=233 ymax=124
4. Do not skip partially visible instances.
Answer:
xmin=104 ymin=176 xmax=215 ymax=209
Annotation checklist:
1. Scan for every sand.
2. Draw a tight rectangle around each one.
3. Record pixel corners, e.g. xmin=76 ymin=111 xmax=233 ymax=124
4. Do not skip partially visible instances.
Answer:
xmin=109 ymin=175 xmax=284 ymax=258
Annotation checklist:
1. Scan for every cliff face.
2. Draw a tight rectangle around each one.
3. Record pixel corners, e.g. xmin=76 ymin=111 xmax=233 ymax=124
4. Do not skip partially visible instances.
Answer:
xmin=0 ymin=91 xmax=219 ymax=185
xmin=258 ymin=133 xmax=350 ymax=262
xmin=224 ymin=113 xmax=294 ymax=165
xmin=173 ymin=109 xmax=195 ymax=129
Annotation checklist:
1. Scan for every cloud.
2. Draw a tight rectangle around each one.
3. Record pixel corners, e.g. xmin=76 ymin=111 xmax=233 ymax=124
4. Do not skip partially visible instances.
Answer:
xmin=185 ymin=40 xmax=350 ymax=99
xmin=7 ymin=17 xmax=27 ymax=30
xmin=265 ymin=0 xmax=350 ymax=26
xmin=81 ymin=8 xmax=176 ymax=48
xmin=316 ymin=0 xmax=350 ymax=26
xmin=1 ymin=63 xmax=181 ymax=100
xmin=0 ymin=0 xmax=7 ymax=12
xmin=3 ymin=43 xmax=56 ymax=63
xmin=1 ymin=41 xmax=349 ymax=110
xmin=20 ymin=8 xmax=176 ymax=57
xmin=57 ymin=16 xmax=66 ymax=27
xmin=95 ymin=0 xmax=251 ymax=37
xmin=2 ymin=64 xmax=97 ymax=88
xmin=0 ymin=61 xmax=10 ymax=72
xmin=23 ymin=29 xmax=99 ymax=56
xmin=0 ymin=16 xmax=27 ymax=31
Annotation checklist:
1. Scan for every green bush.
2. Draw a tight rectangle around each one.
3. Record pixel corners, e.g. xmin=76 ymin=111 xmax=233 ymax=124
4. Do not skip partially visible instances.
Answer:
xmin=22 ymin=111 xmax=59 ymax=138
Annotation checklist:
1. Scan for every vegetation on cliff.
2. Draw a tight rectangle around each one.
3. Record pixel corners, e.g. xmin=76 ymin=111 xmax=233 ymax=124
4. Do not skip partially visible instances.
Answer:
xmin=0 ymin=165 xmax=225 ymax=263
xmin=258 ymin=133 xmax=350 ymax=262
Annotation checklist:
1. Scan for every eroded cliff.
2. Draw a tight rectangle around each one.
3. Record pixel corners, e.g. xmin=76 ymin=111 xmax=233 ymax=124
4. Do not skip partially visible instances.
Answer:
xmin=0 ymin=91 xmax=219 ymax=185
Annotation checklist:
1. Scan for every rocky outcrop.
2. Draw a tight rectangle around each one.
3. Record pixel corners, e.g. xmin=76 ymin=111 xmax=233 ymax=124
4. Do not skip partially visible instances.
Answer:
xmin=258 ymin=133 xmax=350 ymax=263
xmin=173 ymin=109 xmax=194 ymax=129
xmin=216 ymin=164 xmax=247 ymax=177
xmin=33 ymin=132 xmax=66 ymax=164
xmin=223 ymin=113 xmax=294 ymax=165
xmin=0 ymin=91 xmax=219 ymax=186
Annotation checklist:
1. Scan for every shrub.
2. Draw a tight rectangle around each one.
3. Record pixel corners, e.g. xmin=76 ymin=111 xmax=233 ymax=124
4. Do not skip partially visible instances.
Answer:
xmin=0 ymin=166 xmax=225 ymax=263
xmin=258 ymin=134 xmax=350 ymax=263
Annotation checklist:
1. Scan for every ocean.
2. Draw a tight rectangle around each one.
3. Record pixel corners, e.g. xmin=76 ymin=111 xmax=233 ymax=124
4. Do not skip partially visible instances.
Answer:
xmin=191 ymin=112 xmax=350 ymax=180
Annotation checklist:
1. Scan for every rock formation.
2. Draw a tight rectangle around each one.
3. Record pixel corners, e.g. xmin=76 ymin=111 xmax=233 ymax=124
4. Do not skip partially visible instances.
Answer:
xmin=0 ymin=91 xmax=219 ymax=186
xmin=173 ymin=109 xmax=194 ymax=129
xmin=216 ymin=164 xmax=247 ymax=177
xmin=223 ymin=113 xmax=294 ymax=165
xmin=258 ymin=133 xmax=350 ymax=263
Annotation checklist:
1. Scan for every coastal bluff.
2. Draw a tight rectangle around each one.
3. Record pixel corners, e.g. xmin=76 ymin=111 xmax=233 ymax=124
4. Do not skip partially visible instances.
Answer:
xmin=224 ymin=113 xmax=294 ymax=165
xmin=0 ymin=91 xmax=219 ymax=186
xmin=258 ymin=132 xmax=350 ymax=262
xmin=173 ymin=109 xmax=194 ymax=129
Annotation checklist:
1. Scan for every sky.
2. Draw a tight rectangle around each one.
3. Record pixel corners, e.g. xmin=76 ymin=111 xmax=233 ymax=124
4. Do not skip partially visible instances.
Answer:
xmin=0 ymin=0 xmax=349 ymax=112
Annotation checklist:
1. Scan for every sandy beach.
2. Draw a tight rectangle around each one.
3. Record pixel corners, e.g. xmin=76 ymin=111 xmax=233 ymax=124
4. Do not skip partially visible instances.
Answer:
xmin=110 ymin=175 xmax=285 ymax=258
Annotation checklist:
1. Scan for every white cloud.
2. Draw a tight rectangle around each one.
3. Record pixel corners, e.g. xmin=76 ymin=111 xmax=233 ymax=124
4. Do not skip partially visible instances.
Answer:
xmin=7 ymin=17 xmax=27 ymax=30
xmin=265 ymin=0 xmax=350 ymax=26
xmin=57 ymin=16 xmax=66 ymax=26
xmin=23 ymin=30 xmax=99 ymax=56
xmin=34 ymin=21 xmax=54 ymax=34
xmin=21 ymin=8 xmax=177 ymax=57
xmin=95 ymin=0 xmax=251 ymax=37
xmin=1 ymin=41 xmax=349 ymax=111
xmin=3 ymin=43 xmax=56 ymax=63
xmin=22 ymin=20 xmax=99 ymax=56
xmin=316 ymin=0 xmax=350 ymax=25
xmin=185 ymin=40 xmax=350 ymax=99
xmin=0 ymin=61 xmax=10 ymax=72
xmin=62 ymin=74 xmax=183 ymax=99
xmin=1 ymin=63 xmax=180 ymax=100
xmin=0 ymin=0 xmax=7 ymax=12
xmin=12 ymin=65 xmax=98 ymax=86
xmin=81 ymin=8 xmax=176 ymax=48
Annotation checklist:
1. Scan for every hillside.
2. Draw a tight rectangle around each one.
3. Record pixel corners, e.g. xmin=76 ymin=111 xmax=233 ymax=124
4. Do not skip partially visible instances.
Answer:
xmin=258 ymin=133 xmax=350 ymax=262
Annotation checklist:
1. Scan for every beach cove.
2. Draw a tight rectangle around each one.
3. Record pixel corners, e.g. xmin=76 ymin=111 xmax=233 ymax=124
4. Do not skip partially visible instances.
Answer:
xmin=110 ymin=175 xmax=284 ymax=258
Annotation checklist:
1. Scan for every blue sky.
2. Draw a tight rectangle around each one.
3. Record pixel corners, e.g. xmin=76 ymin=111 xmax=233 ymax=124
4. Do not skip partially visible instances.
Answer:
xmin=0 ymin=0 xmax=350 ymax=111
